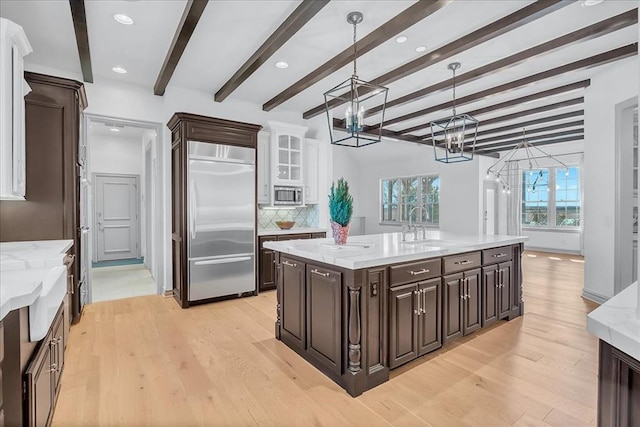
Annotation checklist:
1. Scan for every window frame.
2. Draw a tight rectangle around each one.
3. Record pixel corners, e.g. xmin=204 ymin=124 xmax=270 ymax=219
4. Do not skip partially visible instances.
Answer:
xmin=521 ymin=165 xmax=581 ymax=231
xmin=379 ymin=174 xmax=440 ymax=227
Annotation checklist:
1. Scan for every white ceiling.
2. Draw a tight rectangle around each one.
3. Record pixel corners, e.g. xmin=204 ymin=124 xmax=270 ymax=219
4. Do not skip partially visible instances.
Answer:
xmin=0 ymin=0 xmax=637 ymax=150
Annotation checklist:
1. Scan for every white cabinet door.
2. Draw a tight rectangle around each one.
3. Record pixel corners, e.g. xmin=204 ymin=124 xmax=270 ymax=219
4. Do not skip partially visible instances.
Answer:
xmin=268 ymin=121 xmax=307 ymax=187
xmin=257 ymin=131 xmax=270 ymax=204
xmin=304 ymin=138 xmax=320 ymax=204
xmin=0 ymin=18 xmax=32 ymax=200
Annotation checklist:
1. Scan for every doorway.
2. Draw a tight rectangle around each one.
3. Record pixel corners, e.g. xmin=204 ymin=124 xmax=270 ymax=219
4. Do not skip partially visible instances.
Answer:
xmin=85 ymin=114 xmax=162 ymax=303
xmin=483 ymin=180 xmax=499 ymax=235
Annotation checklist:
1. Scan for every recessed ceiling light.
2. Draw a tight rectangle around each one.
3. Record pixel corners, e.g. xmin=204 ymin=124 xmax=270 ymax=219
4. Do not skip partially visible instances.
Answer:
xmin=110 ymin=127 xmax=120 ymax=132
xmin=415 ymin=46 xmax=427 ymax=53
xmin=581 ymin=0 xmax=604 ymax=6
xmin=396 ymin=35 xmax=408 ymax=43
xmin=275 ymin=61 xmax=289 ymax=69
xmin=112 ymin=66 xmax=127 ymax=74
xmin=113 ymin=14 xmax=134 ymax=25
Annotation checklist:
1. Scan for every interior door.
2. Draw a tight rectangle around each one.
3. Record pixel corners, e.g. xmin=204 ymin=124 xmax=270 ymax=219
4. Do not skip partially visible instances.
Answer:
xmin=483 ymin=180 xmax=498 ymax=235
xmin=95 ymin=174 xmax=139 ymax=261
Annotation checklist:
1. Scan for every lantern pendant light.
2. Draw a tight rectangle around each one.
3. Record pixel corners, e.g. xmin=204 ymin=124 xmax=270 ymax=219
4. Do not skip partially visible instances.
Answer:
xmin=324 ymin=12 xmax=389 ymax=148
xmin=430 ymin=62 xmax=479 ymax=162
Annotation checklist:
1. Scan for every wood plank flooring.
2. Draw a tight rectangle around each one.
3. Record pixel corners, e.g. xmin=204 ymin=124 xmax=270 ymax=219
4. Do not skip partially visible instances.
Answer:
xmin=53 ymin=251 xmax=598 ymax=426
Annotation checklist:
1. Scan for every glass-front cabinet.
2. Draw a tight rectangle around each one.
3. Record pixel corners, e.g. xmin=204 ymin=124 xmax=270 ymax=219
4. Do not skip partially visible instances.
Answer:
xmin=268 ymin=121 xmax=307 ymax=187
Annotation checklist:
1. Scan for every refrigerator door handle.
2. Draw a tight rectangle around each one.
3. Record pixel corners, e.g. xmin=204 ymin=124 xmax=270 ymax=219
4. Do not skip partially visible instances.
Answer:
xmin=190 ymin=178 xmax=197 ymax=240
xmin=194 ymin=256 xmax=251 ymax=266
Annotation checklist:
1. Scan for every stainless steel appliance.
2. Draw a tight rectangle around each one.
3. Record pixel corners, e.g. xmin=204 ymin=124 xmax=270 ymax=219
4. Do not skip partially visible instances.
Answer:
xmin=188 ymin=141 xmax=256 ymax=302
xmin=273 ymin=185 xmax=303 ymax=206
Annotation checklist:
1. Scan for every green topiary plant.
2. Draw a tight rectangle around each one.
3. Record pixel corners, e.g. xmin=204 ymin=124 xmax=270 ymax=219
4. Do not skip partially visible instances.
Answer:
xmin=329 ymin=178 xmax=353 ymax=227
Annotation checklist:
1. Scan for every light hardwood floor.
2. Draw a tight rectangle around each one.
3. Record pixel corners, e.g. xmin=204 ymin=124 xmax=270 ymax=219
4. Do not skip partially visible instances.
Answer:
xmin=53 ymin=251 xmax=598 ymax=426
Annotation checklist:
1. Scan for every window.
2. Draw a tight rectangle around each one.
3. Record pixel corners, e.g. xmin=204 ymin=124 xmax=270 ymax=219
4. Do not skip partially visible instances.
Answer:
xmin=522 ymin=166 xmax=580 ymax=228
xmin=381 ymin=175 xmax=439 ymax=225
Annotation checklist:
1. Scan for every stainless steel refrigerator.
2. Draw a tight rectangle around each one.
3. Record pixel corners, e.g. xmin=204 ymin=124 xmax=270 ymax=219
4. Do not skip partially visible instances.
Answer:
xmin=187 ymin=140 xmax=255 ymax=302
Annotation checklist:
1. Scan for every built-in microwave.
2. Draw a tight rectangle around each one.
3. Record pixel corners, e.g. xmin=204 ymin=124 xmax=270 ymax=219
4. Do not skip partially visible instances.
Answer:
xmin=273 ymin=186 xmax=303 ymax=206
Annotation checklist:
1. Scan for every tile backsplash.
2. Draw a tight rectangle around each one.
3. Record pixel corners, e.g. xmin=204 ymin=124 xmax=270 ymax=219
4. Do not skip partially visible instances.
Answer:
xmin=258 ymin=205 xmax=319 ymax=229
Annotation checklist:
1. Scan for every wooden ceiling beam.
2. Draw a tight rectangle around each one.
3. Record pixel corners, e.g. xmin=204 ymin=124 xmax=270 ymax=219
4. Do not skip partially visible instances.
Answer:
xmin=303 ymin=0 xmax=570 ymax=119
xmin=476 ymin=134 xmax=585 ymax=155
xmin=473 ymin=120 xmax=584 ymax=145
xmin=69 ymin=0 xmax=93 ymax=83
xmin=398 ymin=80 xmax=589 ymax=135
xmin=215 ymin=0 xmax=329 ymax=102
xmin=364 ymin=9 xmax=636 ymax=117
xmin=262 ymin=0 xmax=451 ymax=112
xmin=154 ymin=0 xmax=209 ymax=96
xmin=387 ymin=41 xmax=636 ymax=131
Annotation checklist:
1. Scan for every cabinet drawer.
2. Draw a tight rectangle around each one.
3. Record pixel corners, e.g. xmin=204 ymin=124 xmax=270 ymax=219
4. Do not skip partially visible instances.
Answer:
xmin=482 ymin=246 xmax=512 ymax=265
xmin=390 ymin=259 xmax=441 ymax=287
xmin=311 ymin=232 xmax=326 ymax=239
xmin=278 ymin=233 xmax=311 ymax=241
xmin=442 ymin=252 xmax=481 ymax=275
xmin=259 ymin=236 xmax=277 ymax=249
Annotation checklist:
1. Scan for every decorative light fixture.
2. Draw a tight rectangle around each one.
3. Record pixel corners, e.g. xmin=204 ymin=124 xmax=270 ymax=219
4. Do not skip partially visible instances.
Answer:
xmin=324 ymin=11 xmax=389 ymax=148
xmin=430 ymin=62 xmax=478 ymax=163
xmin=486 ymin=128 xmax=569 ymax=193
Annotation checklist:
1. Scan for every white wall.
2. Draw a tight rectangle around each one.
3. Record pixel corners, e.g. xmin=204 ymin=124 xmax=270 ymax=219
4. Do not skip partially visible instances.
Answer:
xmin=583 ymin=57 xmax=639 ymax=302
xmin=89 ymin=133 xmax=143 ymax=176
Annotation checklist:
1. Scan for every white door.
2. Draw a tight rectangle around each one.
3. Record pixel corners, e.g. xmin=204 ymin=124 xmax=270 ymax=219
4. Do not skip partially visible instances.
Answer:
xmin=483 ymin=180 xmax=498 ymax=235
xmin=95 ymin=174 xmax=139 ymax=261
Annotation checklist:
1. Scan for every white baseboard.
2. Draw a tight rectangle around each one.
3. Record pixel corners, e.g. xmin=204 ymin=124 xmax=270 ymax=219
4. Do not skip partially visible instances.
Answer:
xmin=162 ymin=289 xmax=173 ymax=297
xmin=581 ymin=288 xmax=609 ymax=304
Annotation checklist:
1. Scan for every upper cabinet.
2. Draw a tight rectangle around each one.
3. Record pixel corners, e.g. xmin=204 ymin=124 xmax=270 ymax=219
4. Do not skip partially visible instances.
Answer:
xmin=0 ymin=18 xmax=32 ymax=200
xmin=304 ymin=138 xmax=320 ymax=205
xmin=257 ymin=131 xmax=270 ymax=204
xmin=268 ymin=121 xmax=307 ymax=187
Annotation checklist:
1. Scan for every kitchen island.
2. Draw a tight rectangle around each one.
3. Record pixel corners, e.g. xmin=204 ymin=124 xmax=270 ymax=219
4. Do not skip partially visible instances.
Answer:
xmin=264 ymin=231 xmax=527 ymax=396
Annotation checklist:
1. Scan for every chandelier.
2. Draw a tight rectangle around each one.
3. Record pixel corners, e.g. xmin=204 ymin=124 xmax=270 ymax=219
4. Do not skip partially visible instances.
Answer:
xmin=430 ymin=62 xmax=478 ymax=163
xmin=324 ymin=12 xmax=389 ymax=148
xmin=486 ymin=128 xmax=569 ymax=193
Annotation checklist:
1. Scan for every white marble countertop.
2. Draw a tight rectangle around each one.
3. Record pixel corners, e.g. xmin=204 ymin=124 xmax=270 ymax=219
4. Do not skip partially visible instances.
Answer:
xmin=0 ymin=239 xmax=73 ymax=271
xmin=263 ymin=231 xmax=528 ymax=270
xmin=0 ymin=239 xmax=72 ymax=321
xmin=258 ymin=227 xmax=327 ymax=236
xmin=587 ymin=281 xmax=640 ymax=361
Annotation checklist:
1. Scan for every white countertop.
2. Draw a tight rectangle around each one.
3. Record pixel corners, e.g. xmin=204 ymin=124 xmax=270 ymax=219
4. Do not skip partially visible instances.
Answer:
xmin=258 ymin=227 xmax=327 ymax=236
xmin=263 ymin=231 xmax=528 ymax=270
xmin=587 ymin=281 xmax=640 ymax=361
xmin=0 ymin=239 xmax=73 ymax=271
xmin=0 ymin=239 xmax=72 ymax=322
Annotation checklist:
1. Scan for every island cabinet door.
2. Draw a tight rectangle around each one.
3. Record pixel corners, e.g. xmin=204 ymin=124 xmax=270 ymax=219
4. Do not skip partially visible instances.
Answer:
xmin=389 ymin=283 xmax=418 ymax=368
xmin=482 ymin=265 xmax=498 ymax=327
xmin=443 ymin=273 xmax=463 ymax=344
xmin=497 ymin=261 xmax=513 ymax=319
xmin=417 ymin=278 xmax=442 ymax=356
xmin=280 ymin=256 xmax=307 ymax=352
xmin=306 ymin=264 xmax=342 ymax=376
xmin=462 ymin=268 xmax=482 ymax=336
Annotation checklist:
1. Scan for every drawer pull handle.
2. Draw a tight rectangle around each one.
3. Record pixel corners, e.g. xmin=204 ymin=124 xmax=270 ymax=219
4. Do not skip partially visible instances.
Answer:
xmin=409 ymin=268 xmax=429 ymax=276
xmin=283 ymin=261 xmax=297 ymax=268
xmin=454 ymin=260 xmax=473 ymax=265
xmin=311 ymin=269 xmax=330 ymax=277
xmin=492 ymin=253 xmax=507 ymax=258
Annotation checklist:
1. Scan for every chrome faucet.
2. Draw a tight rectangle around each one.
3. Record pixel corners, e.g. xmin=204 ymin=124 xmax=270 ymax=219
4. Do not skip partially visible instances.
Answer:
xmin=408 ymin=205 xmax=429 ymax=240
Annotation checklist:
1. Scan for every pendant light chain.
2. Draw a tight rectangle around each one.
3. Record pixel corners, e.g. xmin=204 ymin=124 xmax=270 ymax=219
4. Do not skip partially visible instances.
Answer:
xmin=352 ymin=19 xmax=357 ymax=78
xmin=451 ymin=66 xmax=457 ymax=116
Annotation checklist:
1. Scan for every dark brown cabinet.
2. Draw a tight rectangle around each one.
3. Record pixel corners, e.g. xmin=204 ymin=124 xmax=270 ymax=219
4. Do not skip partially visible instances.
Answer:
xmin=306 ymin=264 xmax=342 ymax=376
xmin=597 ymin=340 xmax=640 ymax=426
xmin=443 ymin=268 xmax=481 ymax=344
xmin=389 ymin=278 xmax=442 ymax=369
xmin=25 ymin=302 xmax=66 ymax=427
xmin=0 ymin=73 xmax=87 ymax=323
xmin=258 ymin=232 xmax=325 ymax=292
xmin=168 ymin=113 xmax=261 ymax=308
xmin=0 ymin=318 xmax=4 ymax=425
xmin=280 ymin=256 xmax=306 ymax=352
xmin=482 ymin=246 xmax=515 ymax=326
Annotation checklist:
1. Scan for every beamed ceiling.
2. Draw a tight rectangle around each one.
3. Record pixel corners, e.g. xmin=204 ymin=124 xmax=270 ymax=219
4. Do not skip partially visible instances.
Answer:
xmin=1 ymin=0 xmax=637 ymax=155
